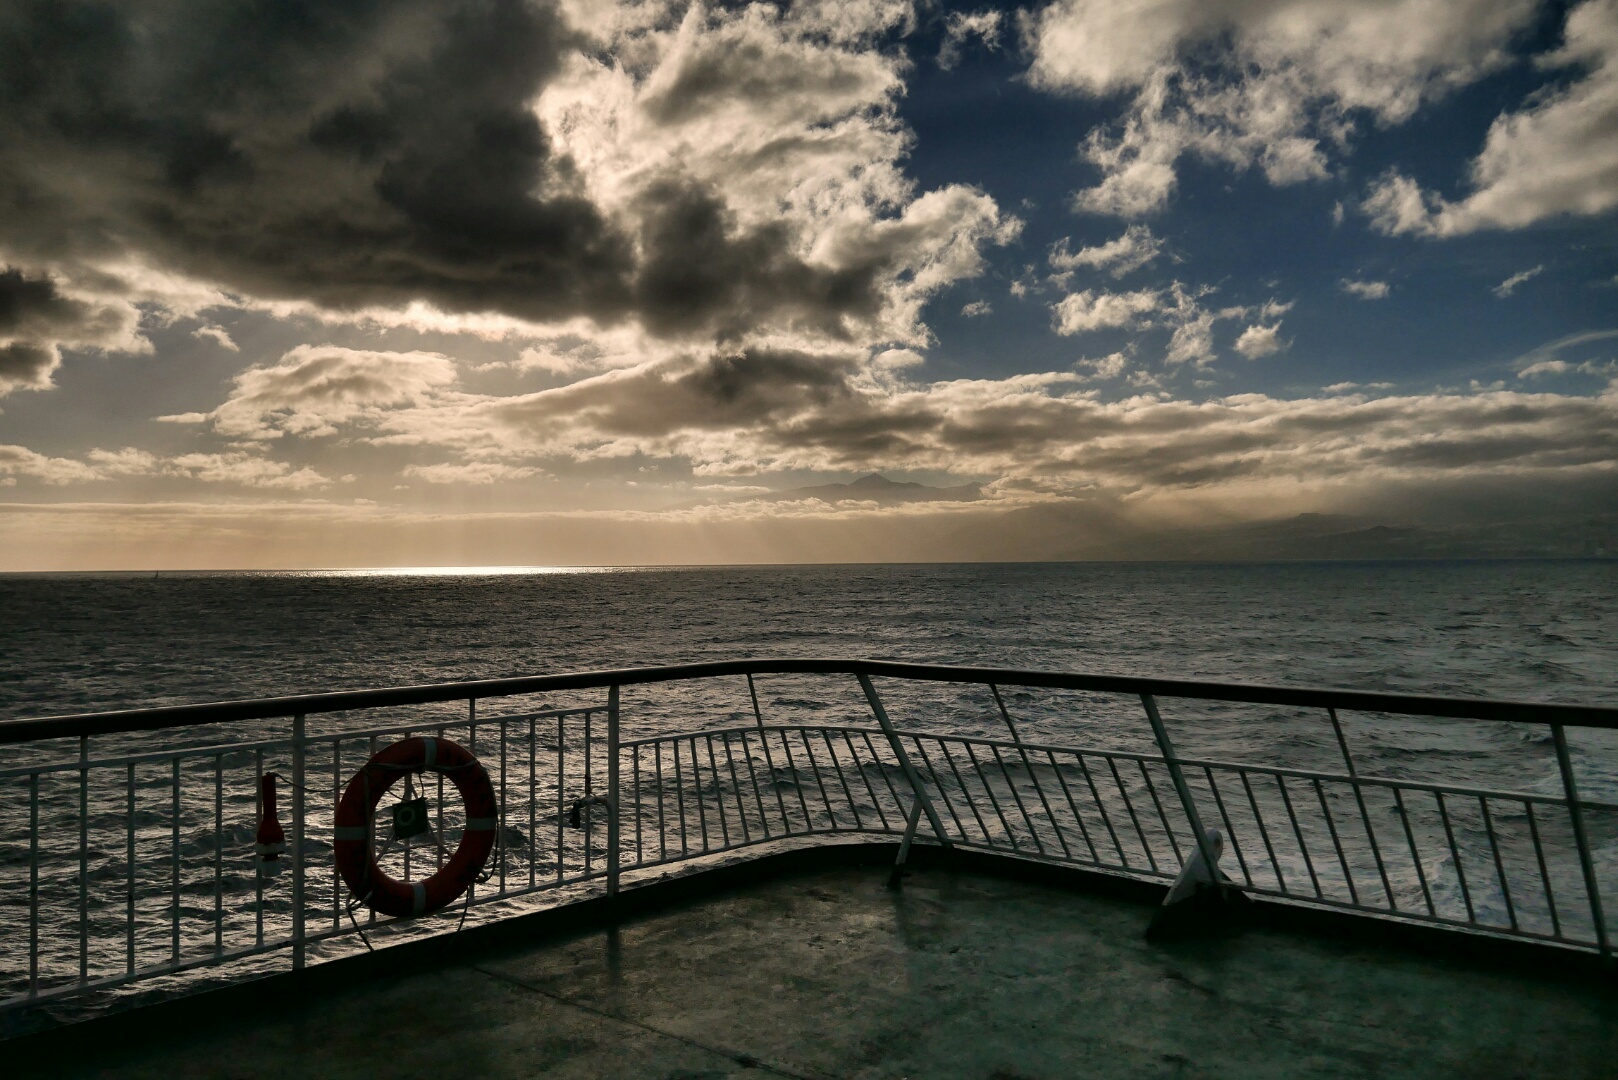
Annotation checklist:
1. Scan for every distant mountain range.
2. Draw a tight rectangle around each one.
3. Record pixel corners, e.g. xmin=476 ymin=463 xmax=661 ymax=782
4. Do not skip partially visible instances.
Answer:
xmin=674 ymin=476 xmax=1616 ymax=560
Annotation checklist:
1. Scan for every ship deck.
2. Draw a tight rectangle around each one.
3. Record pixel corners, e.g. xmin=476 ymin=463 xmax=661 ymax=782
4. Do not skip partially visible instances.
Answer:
xmin=24 ymin=849 xmax=1618 ymax=1080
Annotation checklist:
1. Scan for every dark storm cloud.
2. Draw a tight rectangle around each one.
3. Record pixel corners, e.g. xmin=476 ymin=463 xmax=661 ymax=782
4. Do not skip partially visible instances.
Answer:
xmin=632 ymin=179 xmax=888 ymax=341
xmin=0 ymin=266 xmax=141 ymax=393
xmin=0 ymin=0 xmax=896 ymax=336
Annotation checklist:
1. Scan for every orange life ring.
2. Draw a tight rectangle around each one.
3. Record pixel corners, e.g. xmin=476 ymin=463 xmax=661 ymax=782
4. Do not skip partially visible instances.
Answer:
xmin=333 ymin=736 xmax=497 ymax=917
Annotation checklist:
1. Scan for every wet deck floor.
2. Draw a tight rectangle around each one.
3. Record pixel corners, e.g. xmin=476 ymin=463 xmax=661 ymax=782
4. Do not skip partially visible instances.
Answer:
xmin=39 ymin=863 xmax=1618 ymax=1079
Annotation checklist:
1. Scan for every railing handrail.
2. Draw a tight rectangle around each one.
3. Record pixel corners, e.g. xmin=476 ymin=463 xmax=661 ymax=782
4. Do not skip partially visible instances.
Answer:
xmin=2 ymin=657 xmax=1615 ymax=743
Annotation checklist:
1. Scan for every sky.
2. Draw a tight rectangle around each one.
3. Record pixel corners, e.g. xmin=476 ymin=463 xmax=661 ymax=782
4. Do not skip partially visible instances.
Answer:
xmin=1 ymin=0 xmax=1615 ymax=568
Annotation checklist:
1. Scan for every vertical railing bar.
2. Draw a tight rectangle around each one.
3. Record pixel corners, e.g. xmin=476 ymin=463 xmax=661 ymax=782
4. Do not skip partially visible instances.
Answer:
xmin=583 ymin=711 xmax=593 ymax=875
xmin=1478 ymin=796 xmax=1518 ymax=931
xmin=254 ymin=749 xmax=264 ymax=947
xmin=1139 ymin=694 xmax=1220 ymax=884
xmin=170 ymin=756 xmax=181 ymax=964
xmin=403 ymin=727 xmax=414 ymax=889
xmin=632 ymin=745 xmax=644 ymax=864
xmin=1045 ymin=751 xmax=1098 ymax=862
xmin=940 ymin=741 xmax=994 ymax=844
xmin=1203 ymin=767 xmax=1252 ymax=887
xmin=655 ymin=737 xmax=667 ymax=860
xmin=841 ymin=730 xmax=889 ymax=831
xmin=991 ymin=685 xmax=1068 ymax=858
xmin=720 ymin=732 xmax=752 ymax=844
xmin=1524 ymin=801 xmax=1561 ymax=940
xmin=672 ymin=737 xmax=689 ymax=855
xmin=858 ymin=731 xmax=905 ymax=829
xmin=774 ymin=728 xmax=814 ymax=833
xmin=909 ymin=739 xmax=969 ymax=840
xmin=990 ymin=744 xmax=1042 ymax=853
xmin=529 ymin=717 xmax=538 ymax=888
xmin=739 ymin=729 xmax=771 ymax=840
xmin=291 ymin=714 xmax=306 ymax=970
xmin=704 ymin=735 xmax=730 ymax=849
xmin=332 ymin=740 xmax=342 ymax=929
xmin=1106 ymin=757 xmax=1156 ymax=872
xmin=213 ymin=754 xmax=224 ymax=958
xmin=1274 ymin=775 xmax=1322 ymax=899
xmin=606 ymin=685 xmax=620 ymax=899
xmin=436 ymin=725 xmax=446 ymax=873
xmin=366 ymin=732 xmax=377 ymax=927
xmin=1136 ymin=759 xmax=1183 ymax=864
xmin=1435 ymin=792 xmax=1475 ymax=923
xmin=499 ymin=713 xmax=509 ymax=893
xmin=124 ymin=764 xmax=134 ymax=975
xmin=29 ymin=772 xmax=40 ymax=996
xmin=1393 ymin=786 xmax=1436 ymax=916
xmin=795 ymin=728 xmax=838 ymax=832
xmin=818 ymin=729 xmax=861 ymax=830
xmin=468 ymin=702 xmax=478 ymax=906
xmin=556 ymin=714 xmax=566 ymax=882
xmin=1312 ymin=778 xmax=1358 ymax=905
xmin=1328 ymin=707 xmax=1395 ymax=908
xmin=856 ymin=675 xmax=952 ymax=848
xmin=1075 ymin=753 xmax=1127 ymax=864
xmin=691 ymin=736 xmax=712 ymax=850
xmin=79 ymin=735 xmax=89 ymax=983
xmin=1239 ymin=771 xmax=1286 ymax=893
xmin=1551 ymin=722 xmax=1609 ymax=955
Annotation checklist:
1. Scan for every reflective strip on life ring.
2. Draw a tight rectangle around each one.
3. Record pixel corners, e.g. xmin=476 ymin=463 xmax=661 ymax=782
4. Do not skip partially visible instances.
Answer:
xmin=332 ymin=736 xmax=498 ymax=918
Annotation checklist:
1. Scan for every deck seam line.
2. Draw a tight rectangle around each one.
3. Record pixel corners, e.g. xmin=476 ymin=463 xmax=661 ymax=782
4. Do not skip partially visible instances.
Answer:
xmin=468 ymin=962 xmax=831 ymax=1080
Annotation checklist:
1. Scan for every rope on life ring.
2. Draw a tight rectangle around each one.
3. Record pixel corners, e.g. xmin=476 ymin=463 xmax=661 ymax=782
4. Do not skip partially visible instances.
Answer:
xmin=333 ymin=736 xmax=497 ymax=918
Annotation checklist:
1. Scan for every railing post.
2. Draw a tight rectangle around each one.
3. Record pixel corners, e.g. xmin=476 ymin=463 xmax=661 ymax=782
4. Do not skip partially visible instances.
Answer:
xmin=1551 ymin=723 xmax=1609 ymax=956
xmin=607 ymin=684 xmax=620 ymax=899
xmin=1140 ymin=694 xmax=1223 ymax=885
xmin=989 ymin=684 xmax=1023 ymax=744
xmin=856 ymin=673 xmax=951 ymax=848
xmin=291 ymin=713 xmax=306 ymax=971
xmin=746 ymin=674 xmax=765 ymax=730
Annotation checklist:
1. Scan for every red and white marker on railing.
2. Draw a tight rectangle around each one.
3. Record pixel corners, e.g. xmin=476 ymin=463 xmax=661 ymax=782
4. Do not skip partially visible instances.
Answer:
xmin=255 ymin=772 xmax=288 ymax=877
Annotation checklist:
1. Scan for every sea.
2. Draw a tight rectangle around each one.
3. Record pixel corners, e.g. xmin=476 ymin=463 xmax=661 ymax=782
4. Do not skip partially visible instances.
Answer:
xmin=2 ymin=560 xmax=1616 ymax=1018
xmin=4 ymin=560 xmax=1616 ymax=717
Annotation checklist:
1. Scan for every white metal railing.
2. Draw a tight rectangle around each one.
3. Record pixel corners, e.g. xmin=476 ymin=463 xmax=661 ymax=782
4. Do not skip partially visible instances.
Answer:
xmin=2 ymin=659 xmax=1613 ymax=1020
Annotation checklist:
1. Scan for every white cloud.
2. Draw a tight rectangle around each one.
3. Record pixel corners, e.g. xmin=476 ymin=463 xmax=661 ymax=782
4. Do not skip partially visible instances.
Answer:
xmin=1340 ymin=278 xmax=1391 ymax=300
xmin=163 ymin=345 xmax=459 ymax=440
xmin=1049 ymin=225 xmax=1163 ymax=277
xmin=938 ymin=10 xmax=1003 ymax=70
xmin=1364 ymin=0 xmax=1618 ymax=236
xmin=1052 ymin=288 xmax=1161 ymax=334
xmin=0 ymin=444 xmax=102 ymax=485
xmin=1234 ymin=323 xmax=1288 ymax=358
xmin=1076 ymin=352 xmax=1130 ymax=380
xmin=1024 ymin=0 xmax=1541 ymax=215
xmin=0 ymin=444 xmax=332 ymax=489
xmin=191 ymin=325 xmax=239 ymax=351
xmin=162 ymin=453 xmax=335 ymax=490
xmin=1519 ymin=359 xmax=1571 ymax=377
xmin=1165 ymin=309 xmax=1217 ymax=365
xmin=961 ymin=300 xmax=993 ymax=317
xmin=534 ymin=1 xmax=1020 ymax=349
xmin=1493 ymin=265 xmax=1545 ymax=298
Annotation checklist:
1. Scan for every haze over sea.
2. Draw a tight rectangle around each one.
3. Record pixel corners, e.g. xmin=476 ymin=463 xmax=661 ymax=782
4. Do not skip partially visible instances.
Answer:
xmin=4 ymin=560 xmax=1615 ymax=720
